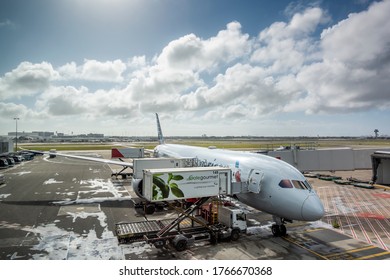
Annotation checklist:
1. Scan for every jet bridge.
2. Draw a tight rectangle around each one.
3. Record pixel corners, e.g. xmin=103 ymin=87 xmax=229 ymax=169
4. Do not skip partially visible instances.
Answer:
xmin=371 ymin=151 xmax=390 ymax=185
xmin=269 ymin=147 xmax=390 ymax=171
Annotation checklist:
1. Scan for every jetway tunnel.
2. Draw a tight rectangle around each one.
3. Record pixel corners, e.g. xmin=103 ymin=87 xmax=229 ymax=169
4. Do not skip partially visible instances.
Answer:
xmin=268 ymin=148 xmax=390 ymax=172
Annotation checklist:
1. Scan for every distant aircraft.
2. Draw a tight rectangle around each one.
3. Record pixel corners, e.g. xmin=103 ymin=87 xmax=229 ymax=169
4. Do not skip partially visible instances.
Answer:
xmin=38 ymin=113 xmax=325 ymax=237
xmin=152 ymin=114 xmax=325 ymax=236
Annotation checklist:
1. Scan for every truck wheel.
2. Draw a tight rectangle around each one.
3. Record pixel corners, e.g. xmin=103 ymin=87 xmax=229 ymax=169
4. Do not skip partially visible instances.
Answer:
xmin=231 ymin=229 xmax=240 ymax=241
xmin=271 ymin=224 xmax=280 ymax=237
xmin=210 ymin=233 xmax=218 ymax=244
xmin=154 ymin=240 xmax=166 ymax=249
xmin=175 ymin=239 xmax=187 ymax=252
xmin=145 ymin=204 xmax=155 ymax=215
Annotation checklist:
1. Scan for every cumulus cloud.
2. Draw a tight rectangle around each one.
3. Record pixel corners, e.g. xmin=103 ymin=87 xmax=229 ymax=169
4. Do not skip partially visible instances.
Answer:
xmin=291 ymin=0 xmax=390 ymax=113
xmin=128 ymin=56 xmax=147 ymax=69
xmin=35 ymin=85 xmax=137 ymax=118
xmin=178 ymin=9 xmax=326 ymax=117
xmin=181 ymin=64 xmax=272 ymax=110
xmin=251 ymin=7 xmax=327 ymax=74
xmin=321 ymin=2 xmax=389 ymax=66
xmin=0 ymin=102 xmax=47 ymax=120
xmin=157 ymin=22 xmax=251 ymax=72
xmin=36 ymin=86 xmax=89 ymax=116
xmin=58 ymin=59 xmax=126 ymax=82
xmin=0 ymin=61 xmax=58 ymax=100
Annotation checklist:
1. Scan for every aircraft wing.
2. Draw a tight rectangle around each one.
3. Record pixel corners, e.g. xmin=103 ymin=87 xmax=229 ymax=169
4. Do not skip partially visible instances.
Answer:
xmin=29 ymin=150 xmax=133 ymax=168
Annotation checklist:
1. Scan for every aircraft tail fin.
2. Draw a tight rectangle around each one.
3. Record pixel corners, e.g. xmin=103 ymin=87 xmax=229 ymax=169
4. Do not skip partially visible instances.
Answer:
xmin=156 ymin=113 xmax=165 ymax=144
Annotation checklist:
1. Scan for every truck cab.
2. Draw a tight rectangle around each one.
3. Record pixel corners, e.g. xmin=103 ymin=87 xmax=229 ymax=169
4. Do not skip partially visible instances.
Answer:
xmin=217 ymin=205 xmax=247 ymax=241
xmin=219 ymin=206 xmax=247 ymax=230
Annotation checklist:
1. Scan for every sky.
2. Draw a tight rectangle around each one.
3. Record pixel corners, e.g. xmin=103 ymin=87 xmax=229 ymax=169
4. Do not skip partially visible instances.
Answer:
xmin=1 ymin=0 xmax=390 ymax=137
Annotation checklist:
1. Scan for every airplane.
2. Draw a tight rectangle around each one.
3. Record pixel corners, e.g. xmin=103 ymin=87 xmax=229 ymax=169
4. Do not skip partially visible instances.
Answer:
xmin=153 ymin=113 xmax=325 ymax=236
xmin=34 ymin=113 xmax=325 ymax=237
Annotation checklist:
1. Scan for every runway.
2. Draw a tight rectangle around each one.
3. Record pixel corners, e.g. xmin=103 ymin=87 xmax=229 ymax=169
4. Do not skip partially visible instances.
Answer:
xmin=0 ymin=153 xmax=389 ymax=260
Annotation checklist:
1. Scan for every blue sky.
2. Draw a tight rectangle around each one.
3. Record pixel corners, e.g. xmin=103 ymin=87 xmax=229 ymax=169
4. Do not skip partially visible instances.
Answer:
xmin=1 ymin=0 xmax=389 ymax=137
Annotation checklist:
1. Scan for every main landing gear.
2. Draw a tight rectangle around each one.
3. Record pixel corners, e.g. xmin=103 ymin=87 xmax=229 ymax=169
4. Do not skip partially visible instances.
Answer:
xmin=271 ymin=216 xmax=287 ymax=237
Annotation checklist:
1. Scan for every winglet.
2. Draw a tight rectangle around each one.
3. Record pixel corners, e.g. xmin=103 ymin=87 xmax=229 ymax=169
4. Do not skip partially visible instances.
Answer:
xmin=156 ymin=113 xmax=165 ymax=144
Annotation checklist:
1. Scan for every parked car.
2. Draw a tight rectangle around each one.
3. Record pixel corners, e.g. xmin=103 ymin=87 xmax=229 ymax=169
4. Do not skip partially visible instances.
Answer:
xmin=0 ymin=158 xmax=8 ymax=169
xmin=2 ymin=157 xmax=15 ymax=167
xmin=11 ymin=155 xmax=23 ymax=164
xmin=20 ymin=152 xmax=35 ymax=161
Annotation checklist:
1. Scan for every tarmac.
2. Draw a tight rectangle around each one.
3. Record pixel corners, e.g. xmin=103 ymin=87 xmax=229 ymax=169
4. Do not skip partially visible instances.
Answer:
xmin=0 ymin=152 xmax=389 ymax=260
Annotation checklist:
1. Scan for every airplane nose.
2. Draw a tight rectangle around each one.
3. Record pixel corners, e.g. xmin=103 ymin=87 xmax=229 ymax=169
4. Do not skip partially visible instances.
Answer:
xmin=301 ymin=195 xmax=325 ymax=221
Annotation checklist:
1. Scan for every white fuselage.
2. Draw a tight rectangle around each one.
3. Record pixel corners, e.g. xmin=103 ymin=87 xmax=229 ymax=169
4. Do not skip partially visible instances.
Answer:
xmin=155 ymin=143 xmax=324 ymax=222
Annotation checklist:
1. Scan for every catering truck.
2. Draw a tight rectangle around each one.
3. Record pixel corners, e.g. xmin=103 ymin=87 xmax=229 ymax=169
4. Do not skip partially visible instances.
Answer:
xmin=115 ymin=166 xmax=249 ymax=251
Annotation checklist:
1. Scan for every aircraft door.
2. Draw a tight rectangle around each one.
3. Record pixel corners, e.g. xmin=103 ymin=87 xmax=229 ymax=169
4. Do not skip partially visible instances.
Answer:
xmin=219 ymin=171 xmax=228 ymax=194
xmin=248 ymin=169 xmax=264 ymax=193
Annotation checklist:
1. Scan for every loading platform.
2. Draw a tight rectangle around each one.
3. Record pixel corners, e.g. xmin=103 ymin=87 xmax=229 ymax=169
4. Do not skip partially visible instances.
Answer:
xmin=115 ymin=196 xmax=226 ymax=251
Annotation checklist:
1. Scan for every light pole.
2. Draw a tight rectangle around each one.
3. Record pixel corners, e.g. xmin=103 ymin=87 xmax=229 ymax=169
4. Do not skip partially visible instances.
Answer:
xmin=14 ymin=117 xmax=19 ymax=152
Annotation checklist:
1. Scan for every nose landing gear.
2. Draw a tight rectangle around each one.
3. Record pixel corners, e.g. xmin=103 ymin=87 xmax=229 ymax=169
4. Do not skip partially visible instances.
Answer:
xmin=271 ymin=224 xmax=287 ymax=237
xmin=271 ymin=216 xmax=288 ymax=237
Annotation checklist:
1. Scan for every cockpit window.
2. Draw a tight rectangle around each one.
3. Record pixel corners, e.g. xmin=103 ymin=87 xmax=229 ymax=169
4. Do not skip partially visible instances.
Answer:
xmin=279 ymin=179 xmax=293 ymax=188
xmin=279 ymin=179 xmax=313 ymax=190
xmin=292 ymin=180 xmax=312 ymax=190
xmin=303 ymin=180 xmax=313 ymax=190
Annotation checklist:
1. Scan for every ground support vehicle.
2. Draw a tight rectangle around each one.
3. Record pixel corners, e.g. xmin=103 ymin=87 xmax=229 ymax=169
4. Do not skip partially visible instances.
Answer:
xmin=49 ymin=149 xmax=56 ymax=158
xmin=115 ymin=197 xmax=247 ymax=251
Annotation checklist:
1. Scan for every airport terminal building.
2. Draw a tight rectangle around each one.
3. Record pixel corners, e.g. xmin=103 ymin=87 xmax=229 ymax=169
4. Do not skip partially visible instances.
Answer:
xmin=6 ymin=131 xmax=104 ymax=142
xmin=7 ymin=131 xmax=54 ymax=140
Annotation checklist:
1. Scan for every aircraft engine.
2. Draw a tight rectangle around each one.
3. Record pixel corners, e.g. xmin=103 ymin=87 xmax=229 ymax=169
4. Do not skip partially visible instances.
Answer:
xmin=132 ymin=178 xmax=146 ymax=200
xmin=131 ymin=178 xmax=157 ymax=215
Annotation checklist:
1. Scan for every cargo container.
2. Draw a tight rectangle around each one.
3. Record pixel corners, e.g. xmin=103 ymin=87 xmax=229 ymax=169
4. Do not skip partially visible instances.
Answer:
xmin=142 ymin=167 xmax=232 ymax=202
xmin=132 ymin=157 xmax=197 ymax=179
